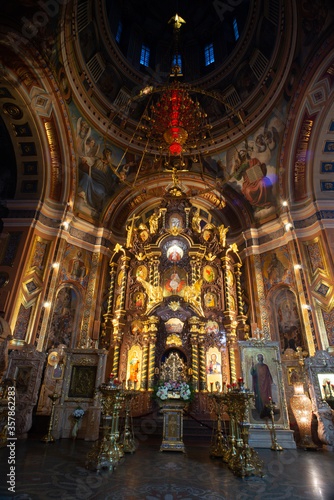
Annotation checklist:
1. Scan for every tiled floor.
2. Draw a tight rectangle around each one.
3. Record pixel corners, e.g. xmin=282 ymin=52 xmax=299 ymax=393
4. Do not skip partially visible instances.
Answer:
xmin=0 ymin=434 xmax=333 ymax=500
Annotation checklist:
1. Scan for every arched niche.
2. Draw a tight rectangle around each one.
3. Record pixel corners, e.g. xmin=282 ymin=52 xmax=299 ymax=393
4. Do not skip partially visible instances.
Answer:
xmin=47 ymin=285 xmax=81 ymax=350
xmin=269 ymin=287 xmax=306 ymax=353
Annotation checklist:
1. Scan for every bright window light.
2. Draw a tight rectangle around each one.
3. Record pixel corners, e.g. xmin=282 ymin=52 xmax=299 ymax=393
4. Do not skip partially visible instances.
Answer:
xmin=172 ymin=54 xmax=182 ymax=70
xmin=140 ymin=45 xmax=150 ymax=67
xmin=204 ymin=43 xmax=215 ymax=66
xmin=233 ymin=19 xmax=239 ymax=41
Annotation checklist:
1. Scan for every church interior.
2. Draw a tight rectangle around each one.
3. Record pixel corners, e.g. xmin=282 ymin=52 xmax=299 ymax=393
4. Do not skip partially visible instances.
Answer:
xmin=1 ymin=0 xmax=334 ymax=498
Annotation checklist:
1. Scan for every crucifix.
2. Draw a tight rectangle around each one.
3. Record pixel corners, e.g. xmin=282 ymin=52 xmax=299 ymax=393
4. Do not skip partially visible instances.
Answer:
xmin=126 ymin=214 xmax=140 ymax=248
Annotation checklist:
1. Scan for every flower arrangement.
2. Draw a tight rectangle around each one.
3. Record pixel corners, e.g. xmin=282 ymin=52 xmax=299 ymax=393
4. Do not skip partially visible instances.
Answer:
xmin=154 ymin=380 xmax=194 ymax=402
xmin=72 ymin=407 xmax=85 ymax=420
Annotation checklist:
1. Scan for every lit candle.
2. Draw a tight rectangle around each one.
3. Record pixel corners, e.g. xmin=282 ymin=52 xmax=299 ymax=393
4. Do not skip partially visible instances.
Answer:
xmin=223 ymin=381 xmax=226 ymax=393
xmin=210 ymin=382 xmax=213 ymax=393
xmin=134 ymin=380 xmax=137 ymax=390
xmin=128 ymin=379 xmax=132 ymax=390
xmin=238 ymin=378 xmax=243 ymax=383
xmin=323 ymin=384 xmax=327 ymax=398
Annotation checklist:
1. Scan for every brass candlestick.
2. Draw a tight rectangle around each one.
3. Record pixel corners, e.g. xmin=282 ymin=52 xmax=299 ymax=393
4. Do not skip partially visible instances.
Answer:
xmin=41 ymin=391 xmax=60 ymax=443
xmin=86 ymin=376 xmax=125 ymax=470
xmin=266 ymin=398 xmax=283 ymax=451
xmin=120 ymin=390 xmax=140 ymax=453
xmin=208 ymin=392 xmax=228 ymax=459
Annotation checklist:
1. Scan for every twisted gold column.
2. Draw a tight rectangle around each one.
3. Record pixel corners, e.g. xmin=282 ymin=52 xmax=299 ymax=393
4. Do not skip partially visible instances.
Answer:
xmin=199 ymin=344 xmax=206 ymax=392
xmin=234 ymin=263 xmax=244 ymax=314
xmin=112 ymin=343 xmax=120 ymax=375
xmin=119 ymin=256 xmax=130 ymax=311
xmin=141 ymin=341 xmax=149 ymax=390
xmin=106 ymin=263 xmax=117 ymax=316
xmin=222 ymin=256 xmax=230 ymax=311
xmin=191 ymin=343 xmax=199 ymax=391
xmin=228 ymin=345 xmax=237 ymax=385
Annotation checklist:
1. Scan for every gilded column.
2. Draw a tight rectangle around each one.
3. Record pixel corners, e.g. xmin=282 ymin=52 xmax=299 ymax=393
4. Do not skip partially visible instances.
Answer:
xmin=111 ymin=320 xmax=121 ymax=375
xmin=149 ymin=258 xmax=154 ymax=285
xmin=234 ymin=262 xmax=249 ymax=340
xmin=103 ymin=262 xmax=117 ymax=322
xmin=226 ymin=322 xmax=238 ymax=384
xmin=160 ymin=208 xmax=167 ymax=228
xmin=197 ymin=258 xmax=201 ymax=281
xmin=153 ymin=258 xmax=160 ymax=287
xmin=141 ymin=329 xmax=149 ymax=390
xmin=190 ymin=258 xmax=197 ymax=285
xmin=184 ymin=207 xmax=190 ymax=227
xmin=119 ymin=255 xmax=131 ymax=312
xmin=148 ymin=316 xmax=158 ymax=390
xmin=222 ymin=256 xmax=230 ymax=312
xmin=198 ymin=323 xmax=207 ymax=391
xmin=234 ymin=263 xmax=243 ymax=314
xmin=189 ymin=317 xmax=199 ymax=391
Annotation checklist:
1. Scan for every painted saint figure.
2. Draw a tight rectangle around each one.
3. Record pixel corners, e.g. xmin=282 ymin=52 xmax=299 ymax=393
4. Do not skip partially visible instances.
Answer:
xmin=251 ymin=353 xmax=273 ymax=416
xmin=207 ymin=353 xmax=221 ymax=374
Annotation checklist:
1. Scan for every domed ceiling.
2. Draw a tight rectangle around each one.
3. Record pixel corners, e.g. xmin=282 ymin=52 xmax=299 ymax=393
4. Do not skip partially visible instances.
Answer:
xmin=60 ymin=0 xmax=296 ymax=237
xmin=2 ymin=0 xmax=333 ymax=244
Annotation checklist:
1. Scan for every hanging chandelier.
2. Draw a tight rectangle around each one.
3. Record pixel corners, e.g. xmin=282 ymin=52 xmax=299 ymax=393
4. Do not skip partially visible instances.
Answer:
xmin=144 ymin=81 xmax=210 ymax=157
xmin=105 ymin=13 xmax=248 ymax=193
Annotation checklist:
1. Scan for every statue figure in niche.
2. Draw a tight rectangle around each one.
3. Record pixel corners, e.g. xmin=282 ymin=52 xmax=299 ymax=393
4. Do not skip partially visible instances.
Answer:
xmin=148 ymin=210 xmax=161 ymax=234
xmin=192 ymin=208 xmax=202 ymax=233
xmin=218 ymin=224 xmax=229 ymax=247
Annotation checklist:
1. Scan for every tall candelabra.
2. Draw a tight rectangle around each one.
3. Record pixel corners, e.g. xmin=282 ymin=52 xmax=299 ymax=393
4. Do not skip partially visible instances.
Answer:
xmin=225 ymin=389 xmax=262 ymax=477
xmin=208 ymin=381 xmax=263 ymax=478
xmin=208 ymin=391 xmax=228 ymax=459
xmin=86 ymin=375 xmax=125 ymax=470
xmin=120 ymin=390 xmax=140 ymax=453
xmin=41 ymin=391 xmax=60 ymax=443
xmin=266 ymin=397 xmax=283 ymax=451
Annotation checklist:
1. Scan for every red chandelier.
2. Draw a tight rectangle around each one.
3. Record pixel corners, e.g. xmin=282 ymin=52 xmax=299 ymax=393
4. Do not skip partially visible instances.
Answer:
xmin=146 ymin=82 xmax=209 ymax=156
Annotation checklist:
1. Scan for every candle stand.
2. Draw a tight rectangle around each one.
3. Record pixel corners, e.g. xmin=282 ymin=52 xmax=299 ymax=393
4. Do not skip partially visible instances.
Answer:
xmin=120 ymin=390 xmax=140 ymax=453
xmin=86 ymin=376 xmax=125 ymax=471
xmin=41 ymin=391 xmax=60 ymax=443
xmin=266 ymin=398 xmax=283 ymax=451
xmin=208 ymin=383 xmax=263 ymax=478
xmin=208 ymin=392 xmax=228 ymax=459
